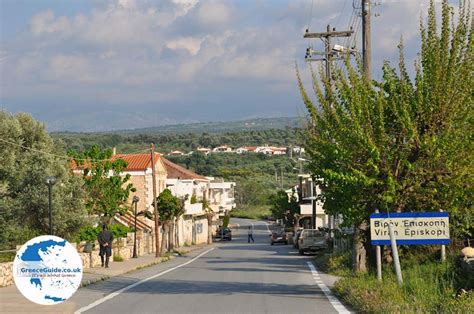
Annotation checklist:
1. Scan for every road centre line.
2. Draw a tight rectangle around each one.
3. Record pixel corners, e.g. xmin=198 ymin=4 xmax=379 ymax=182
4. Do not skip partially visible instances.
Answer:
xmin=306 ymin=262 xmax=350 ymax=314
xmin=75 ymin=248 xmax=215 ymax=314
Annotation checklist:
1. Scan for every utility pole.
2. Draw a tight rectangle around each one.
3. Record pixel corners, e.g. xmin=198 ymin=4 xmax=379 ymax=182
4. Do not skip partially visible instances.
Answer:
xmin=151 ymin=143 xmax=160 ymax=257
xmin=304 ymin=24 xmax=353 ymax=84
xmin=280 ymin=165 xmax=283 ymax=190
xmin=304 ymin=24 xmax=353 ymax=235
xmin=362 ymin=0 xmax=372 ymax=80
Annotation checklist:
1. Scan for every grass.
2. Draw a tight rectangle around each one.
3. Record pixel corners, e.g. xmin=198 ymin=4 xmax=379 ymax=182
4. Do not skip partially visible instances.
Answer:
xmin=230 ymin=205 xmax=271 ymax=220
xmin=316 ymin=250 xmax=474 ymax=312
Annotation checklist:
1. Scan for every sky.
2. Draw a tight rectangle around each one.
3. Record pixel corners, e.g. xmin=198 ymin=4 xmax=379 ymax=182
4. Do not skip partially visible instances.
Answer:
xmin=0 ymin=0 xmax=445 ymax=132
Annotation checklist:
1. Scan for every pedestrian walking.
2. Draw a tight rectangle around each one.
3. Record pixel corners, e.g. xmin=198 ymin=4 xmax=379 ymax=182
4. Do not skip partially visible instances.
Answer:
xmin=248 ymin=226 xmax=254 ymax=243
xmin=98 ymin=224 xmax=113 ymax=268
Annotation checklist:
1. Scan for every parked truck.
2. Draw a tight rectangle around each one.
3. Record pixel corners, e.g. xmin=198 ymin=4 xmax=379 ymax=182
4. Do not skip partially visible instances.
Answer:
xmin=298 ymin=229 xmax=328 ymax=255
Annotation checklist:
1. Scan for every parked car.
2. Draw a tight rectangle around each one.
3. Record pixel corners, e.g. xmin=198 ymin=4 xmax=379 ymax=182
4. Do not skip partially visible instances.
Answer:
xmin=293 ymin=229 xmax=303 ymax=249
xmin=270 ymin=231 xmax=288 ymax=245
xmin=215 ymin=227 xmax=232 ymax=241
xmin=298 ymin=229 xmax=328 ymax=254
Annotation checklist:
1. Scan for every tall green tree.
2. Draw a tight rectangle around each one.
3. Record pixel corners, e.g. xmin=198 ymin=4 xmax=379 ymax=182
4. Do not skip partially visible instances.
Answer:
xmin=0 ymin=111 xmax=87 ymax=248
xmin=70 ymin=145 xmax=135 ymax=218
xmin=269 ymin=190 xmax=299 ymax=227
xmin=202 ymin=194 xmax=214 ymax=244
xmin=298 ymin=0 xmax=473 ymax=272
xmin=154 ymin=189 xmax=183 ymax=254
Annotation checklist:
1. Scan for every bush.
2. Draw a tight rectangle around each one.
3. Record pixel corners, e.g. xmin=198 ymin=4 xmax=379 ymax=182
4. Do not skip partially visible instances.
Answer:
xmin=108 ymin=224 xmax=131 ymax=238
xmin=113 ymin=255 xmax=124 ymax=262
xmin=77 ymin=224 xmax=132 ymax=243
xmin=314 ymin=251 xmax=352 ymax=277
xmin=77 ymin=226 xmax=100 ymax=243
xmin=333 ymin=256 xmax=474 ymax=313
xmin=223 ymin=215 xmax=230 ymax=228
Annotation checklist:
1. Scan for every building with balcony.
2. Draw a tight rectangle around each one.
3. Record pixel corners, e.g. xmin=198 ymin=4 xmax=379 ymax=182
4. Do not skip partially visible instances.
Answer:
xmin=207 ymin=177 xmax=236 ymax=215
xmin=294 ymin=175 xmax=328 ymax=229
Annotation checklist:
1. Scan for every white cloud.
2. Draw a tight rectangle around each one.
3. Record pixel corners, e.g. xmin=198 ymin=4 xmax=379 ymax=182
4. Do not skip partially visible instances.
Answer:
xmin=166 ymin=37 xmax=204 ymax=55
xmin=173 ymin=0 xmax=199 ymax=17
xmin=48 ymin=54 xmax=93 ymax=83
xmin=30 ymin=10 xmax=71 ymax=35
xmin=2 ymin=0 xmax=457 ymax=130
xmin=197 ymin=1 xmax=232 ymax=26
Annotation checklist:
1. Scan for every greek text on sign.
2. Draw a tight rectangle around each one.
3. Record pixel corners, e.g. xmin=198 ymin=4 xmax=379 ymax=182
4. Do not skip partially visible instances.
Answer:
xmin=370 ymin=212 xmax=449 ymax=245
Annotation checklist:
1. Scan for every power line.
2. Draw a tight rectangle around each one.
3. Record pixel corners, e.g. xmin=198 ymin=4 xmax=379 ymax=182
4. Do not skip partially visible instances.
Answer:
xmin=335 ymin=0 xmax=349 ymax=28
xmin=0 ymin=137 xmax=150 ymax=163
xmin=307 ymin=0 xmax=315 ymax=31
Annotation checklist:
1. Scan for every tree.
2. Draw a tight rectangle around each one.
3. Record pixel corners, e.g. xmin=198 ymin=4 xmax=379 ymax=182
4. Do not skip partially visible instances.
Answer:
xmin=298 ymin=0 xmax=473 ymax=272
xmin=154 ymin=189 xmax=182 ymax=255
xmin=0 ymin=111 xmax=87 ymax=248
xmin=269 ymin=190 xmax=299 ymax=227
xmin=202 ymin=194 xmax=214 ymax=244
xmin=70 ymin=145 xmax=135 ymax=218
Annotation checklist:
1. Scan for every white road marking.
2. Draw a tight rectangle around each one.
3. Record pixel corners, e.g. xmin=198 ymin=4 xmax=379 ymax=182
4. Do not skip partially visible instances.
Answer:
xmin=307 ymin=261 xmax=351 ymax=314
xmin=75 ymin=248 xmax=215 ymax=314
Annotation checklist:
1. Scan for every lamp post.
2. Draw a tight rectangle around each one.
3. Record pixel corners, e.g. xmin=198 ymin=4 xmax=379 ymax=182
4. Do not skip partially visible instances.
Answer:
xmin=132 ymin=196 xmax=140 ymax=258
xmin=44 ymin=176 xmax=56 ymax=235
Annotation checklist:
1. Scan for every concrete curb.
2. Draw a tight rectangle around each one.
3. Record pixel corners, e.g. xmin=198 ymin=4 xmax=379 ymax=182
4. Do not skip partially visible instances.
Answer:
xmin=79 ymin=243 xmax=210 ymax=288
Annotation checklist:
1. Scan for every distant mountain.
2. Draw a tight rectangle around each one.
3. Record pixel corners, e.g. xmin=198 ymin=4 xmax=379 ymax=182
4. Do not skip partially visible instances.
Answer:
xmin=105 ymin=117 xmax=304 ymax=135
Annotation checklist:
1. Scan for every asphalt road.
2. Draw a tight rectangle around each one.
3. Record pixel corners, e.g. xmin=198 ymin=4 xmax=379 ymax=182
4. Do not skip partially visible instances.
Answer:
xmin=69 ymin=218 xmax=349 ymax=314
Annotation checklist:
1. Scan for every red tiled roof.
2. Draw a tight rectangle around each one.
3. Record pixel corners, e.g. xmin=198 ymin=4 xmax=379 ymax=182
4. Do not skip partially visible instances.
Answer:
xmin=113 ymin=153 xmax=161 ymax=171
xmin=161 ymin=158 xmax=208 ymax=181
xmin=71 ymin=153 xmax=162 ymax=172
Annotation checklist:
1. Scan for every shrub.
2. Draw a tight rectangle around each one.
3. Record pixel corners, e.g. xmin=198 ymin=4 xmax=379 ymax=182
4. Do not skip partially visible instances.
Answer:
xmin=333 ymin=257 xmax=474 ymax=312
xmin=113 ymin=255 xmax=124 ymax=262
xmin=77 ymin=224 xmax=131 ymax=243
xmin=223 ymin=215 xmax=230 ymax=228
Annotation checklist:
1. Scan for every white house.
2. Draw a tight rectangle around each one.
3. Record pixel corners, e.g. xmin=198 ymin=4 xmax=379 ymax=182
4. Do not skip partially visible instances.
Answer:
xmin=235 ymin=147 xmax=248 ymax=154
xmin=293 ymin=146 xmax=306 ymax=154
xmin=256 ymin=146 xmax=274 ymax=154
xmin=270 ymin=147 xmax=287 ymax=155
xmin=196 ymin=147 xmax=211 ymax=155
xmin=236 ymin=146 xmax=257 ymax=154
xmin=206 ymin=177 xmax=236 ymax=214
xmin=168 ymin=150 xmax=185 ymax=156
xmin=212 ymin=145 xmax=232 ymax=153
xmin=294 ymin=175 xmax=328 ymax=229
xmin=162 ymin=158 xmax=211 ymax=245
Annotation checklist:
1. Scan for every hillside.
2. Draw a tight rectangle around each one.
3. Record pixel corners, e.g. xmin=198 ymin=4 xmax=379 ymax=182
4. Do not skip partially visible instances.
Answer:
xmin=53 ymin=119 xmax=305 ymax=154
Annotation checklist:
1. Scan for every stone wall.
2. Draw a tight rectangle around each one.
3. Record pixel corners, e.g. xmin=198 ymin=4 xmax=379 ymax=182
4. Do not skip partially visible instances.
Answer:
xmin=0 ymin=262 xmax=13 ymax=287
xmin=0 ymin=226 xmax=180 ymax=287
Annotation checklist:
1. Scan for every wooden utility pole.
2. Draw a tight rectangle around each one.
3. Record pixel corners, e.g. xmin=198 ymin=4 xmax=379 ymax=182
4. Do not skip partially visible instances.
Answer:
xmin=362 ymin=0 xmax=372 ymax=80
xmin=304 ymin=24 xmax=353 ymax=84
xmin=151 ymin=143 xmax=160 ymax=256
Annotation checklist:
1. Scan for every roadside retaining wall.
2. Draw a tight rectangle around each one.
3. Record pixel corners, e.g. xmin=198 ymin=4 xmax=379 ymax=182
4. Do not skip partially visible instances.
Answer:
xmin=0 ymin=262 xmax=13 ymax=287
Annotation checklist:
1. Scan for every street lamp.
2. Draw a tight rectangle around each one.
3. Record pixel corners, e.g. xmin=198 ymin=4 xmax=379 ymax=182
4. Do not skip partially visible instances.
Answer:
xmin=44 ymin=176 xmax=56 ymax=235
xmin=132 ymin=196 xmax=140 ymax=258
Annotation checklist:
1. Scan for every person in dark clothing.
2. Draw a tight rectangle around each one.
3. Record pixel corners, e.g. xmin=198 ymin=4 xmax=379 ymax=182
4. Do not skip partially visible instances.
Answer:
xmin=248 ymin=226 xmax=254 ymax=243
xmin=98 ymin=224 xmax=113 ymax=268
